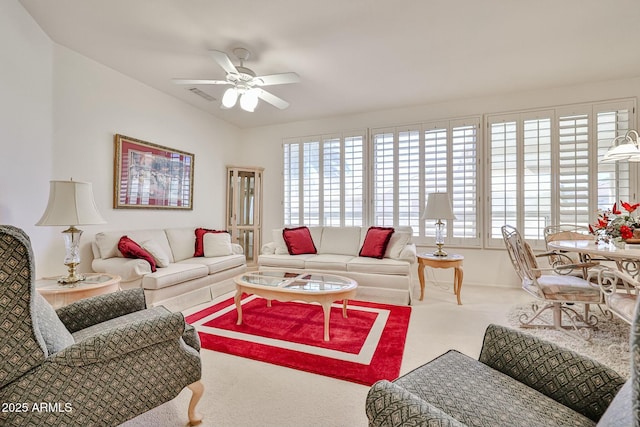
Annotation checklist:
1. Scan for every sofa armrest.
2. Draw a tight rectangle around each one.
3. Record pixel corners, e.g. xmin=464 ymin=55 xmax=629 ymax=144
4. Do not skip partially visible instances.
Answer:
xmin=56 ymin=288 xmax=147 ymax=333
xmin=478 ymin=324 xmax=625 ymax=422
xmin=366 ymin=380 xmax=466 ymax=427
xmin=261 ymin=241 xmax=276 ymax=255
xmin=397 ymin=243 xmax=417 ymax=263
xmin=92 ymin=256 xmax=151 ymax=281
xmin=49 ymin=311 xmax=185 ymax=365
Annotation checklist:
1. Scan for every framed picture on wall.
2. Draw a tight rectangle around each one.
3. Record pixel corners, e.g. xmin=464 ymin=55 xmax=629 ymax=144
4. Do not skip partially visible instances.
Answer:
xmin=113 ymin=134 xmax=194 ymax=209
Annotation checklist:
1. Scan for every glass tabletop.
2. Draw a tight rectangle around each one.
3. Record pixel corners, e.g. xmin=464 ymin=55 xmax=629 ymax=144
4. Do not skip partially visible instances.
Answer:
xmin=238 ymin=271 xmax=354 ymax=292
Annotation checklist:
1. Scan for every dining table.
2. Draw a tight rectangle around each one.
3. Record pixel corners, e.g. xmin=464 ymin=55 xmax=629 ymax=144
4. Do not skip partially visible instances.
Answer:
xmin=547 ymin=239 xmax=640 ymax=278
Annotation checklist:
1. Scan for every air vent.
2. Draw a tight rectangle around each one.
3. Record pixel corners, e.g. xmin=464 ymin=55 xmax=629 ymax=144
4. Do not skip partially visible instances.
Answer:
xmin=188 ymin=87 xmax=216 ymax=102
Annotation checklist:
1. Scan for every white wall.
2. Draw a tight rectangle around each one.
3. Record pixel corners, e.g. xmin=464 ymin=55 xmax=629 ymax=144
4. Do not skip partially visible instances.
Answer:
xmin=0 ymin=0 xmax=55 ymax=275
xmin=3 ymin=0 xmax=242 ymax=277
xmin=239 ymin=77 xmax=640 ymax=289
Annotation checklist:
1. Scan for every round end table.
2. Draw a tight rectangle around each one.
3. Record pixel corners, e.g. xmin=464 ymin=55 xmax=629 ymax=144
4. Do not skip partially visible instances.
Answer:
xmin=36 ymin=273 xmax=121 ymax=308
xmin=417 ymin=253 xmax=464 ymax=304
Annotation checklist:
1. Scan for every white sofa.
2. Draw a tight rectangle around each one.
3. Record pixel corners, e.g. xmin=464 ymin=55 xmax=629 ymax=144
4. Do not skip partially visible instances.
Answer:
xmin=258 ymin=226 xmax=417 ymax=305
xmin=91 ymin=227 xmax=246 ymax=311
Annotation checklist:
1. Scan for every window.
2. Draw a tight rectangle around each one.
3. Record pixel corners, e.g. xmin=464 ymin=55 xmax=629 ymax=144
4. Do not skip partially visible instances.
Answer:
xmin=283 ymin=132 xmax=365 ymax=227
xmin=282 ymin=98 xmax=636 ymax=250
xmin=371 ymin=118 xmax=481 ymax=245
xmin=486 ymin=99 xmax=636 ymax=248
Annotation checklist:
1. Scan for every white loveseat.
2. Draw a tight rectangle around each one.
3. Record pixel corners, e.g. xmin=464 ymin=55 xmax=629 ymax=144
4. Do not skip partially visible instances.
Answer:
xmin=91 ymin=227 xmax=246 ymax=310
xmin=258 ymin=226 xmax=417 ymax=305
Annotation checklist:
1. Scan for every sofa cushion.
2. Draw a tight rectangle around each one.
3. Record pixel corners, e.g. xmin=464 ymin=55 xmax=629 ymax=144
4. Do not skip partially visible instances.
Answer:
xmin=384 ymin=229 xmax=412 ymax=259
xmin=118 ymin=236 xmax=157 ymax=272
xmin=203 ymin=232 xmax=233 ymax=257
xmin=165 ymin=227 xmax=197 ymax=262
xmin=394 ymin=350 xmax=595 ymax=427
xmin=95 ymin=229 xmax=173 ymax=261
xmin=319 ymin=227 xmax=361 ymax=256
xmin=141 ymin=239 xmax=170 ymax=268
xmin=141 ymin=263 xmax=208 ymax=290
xmin=304 ymin=254 xmax=353 ymax=271
xmin=258 ymin=254 xmax=315 ymax=269
xmin=347 ymin=257 xmax=410 ymax=275
xmin=359 ymin=227 xmax=394 ymax=259
xmin=194 ymin=228 xmax=228 ymax=257
xmin=283 ymin=226 xmax=317 ymax=255
xmin=178 ymin=254 xmax=246 ymax=275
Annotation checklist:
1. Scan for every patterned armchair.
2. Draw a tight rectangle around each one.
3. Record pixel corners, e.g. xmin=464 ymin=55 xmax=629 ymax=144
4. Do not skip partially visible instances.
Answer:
xmin=365 ymin=301 xmax=640 ymax=427
xmin=0 ymin=225 xmax=204 ymax=426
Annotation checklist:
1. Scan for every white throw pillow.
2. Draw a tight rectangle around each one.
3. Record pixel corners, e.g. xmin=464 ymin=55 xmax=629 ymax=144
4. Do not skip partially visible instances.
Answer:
xmin=272 ymin=228 xmax=289 ymax=255
xmin=385 ymin=231 xmax=411 ymax=259
xmin=141 ymin=239 xmax=170 ymax=268
xmin=203 ymin=232 xmax=233 ymax=257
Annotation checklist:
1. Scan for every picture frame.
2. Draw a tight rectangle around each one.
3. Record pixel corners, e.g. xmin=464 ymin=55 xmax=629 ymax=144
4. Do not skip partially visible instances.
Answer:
xmin=114 ymin=134 xmax=194 ymax=210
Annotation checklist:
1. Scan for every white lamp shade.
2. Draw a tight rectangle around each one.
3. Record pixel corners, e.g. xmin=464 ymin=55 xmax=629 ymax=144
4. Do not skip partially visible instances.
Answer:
xmin=422 ymin=192 xmax=456 ymax=220
xmin=240 ymin=89 xmax=259 ymax=112
xmin=36 ymin=180 xmax=106 ymax=226
xmin=221 ymin=87 xmax=239 ymax=108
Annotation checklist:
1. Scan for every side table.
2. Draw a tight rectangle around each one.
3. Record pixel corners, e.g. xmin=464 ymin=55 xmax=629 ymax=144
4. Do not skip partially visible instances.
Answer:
xmin=417 ymin=253 xmax=464 ymax=305
xmin=36 ymin=273 xmax=121 ymax=308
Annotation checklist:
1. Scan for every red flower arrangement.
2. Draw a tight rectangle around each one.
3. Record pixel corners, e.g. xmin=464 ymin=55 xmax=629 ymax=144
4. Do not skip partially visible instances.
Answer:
xmin=589 ymin=201 xmax=640 ymax=244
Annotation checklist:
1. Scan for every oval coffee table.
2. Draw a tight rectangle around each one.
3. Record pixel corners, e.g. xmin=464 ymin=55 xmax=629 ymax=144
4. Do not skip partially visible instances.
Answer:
xmin=234 ymin=271 xmax=358 ymax=341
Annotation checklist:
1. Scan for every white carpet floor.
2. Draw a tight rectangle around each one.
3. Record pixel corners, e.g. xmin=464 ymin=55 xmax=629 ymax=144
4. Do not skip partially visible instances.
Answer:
xmin=121 ymin=282 xmax=627 ymax=427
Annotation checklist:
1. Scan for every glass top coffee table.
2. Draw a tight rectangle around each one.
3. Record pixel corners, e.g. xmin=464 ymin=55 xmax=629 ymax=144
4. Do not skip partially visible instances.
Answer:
xmin=234 ymin=271 xmax=358 ymax=341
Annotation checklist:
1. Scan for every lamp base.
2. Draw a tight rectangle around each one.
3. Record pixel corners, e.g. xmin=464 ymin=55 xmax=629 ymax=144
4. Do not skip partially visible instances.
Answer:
xmin=57 ymin=263 xmax=85 ymax=285
xmin=432 ymin=244 xmax=448 ymax=257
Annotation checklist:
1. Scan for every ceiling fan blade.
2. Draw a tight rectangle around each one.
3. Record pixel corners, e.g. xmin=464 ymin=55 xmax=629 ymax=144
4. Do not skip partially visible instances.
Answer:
xmin=210 ymin=50 xmax=238 ymax=75
xmin=172 ymin=79 xmax=231 ymax=85
xmin=254 ymin=72 xmax=300 ymax=86
xmin=256 ymin=88 xmax=290 ymax=109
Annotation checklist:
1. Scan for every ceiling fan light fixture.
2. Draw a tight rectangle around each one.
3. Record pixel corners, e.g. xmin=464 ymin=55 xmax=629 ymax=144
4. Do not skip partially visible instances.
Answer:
xmin=221 ymin=87 xmax=238 ymax=108
xmin=240 ymin=89 xmax=259 ymax=112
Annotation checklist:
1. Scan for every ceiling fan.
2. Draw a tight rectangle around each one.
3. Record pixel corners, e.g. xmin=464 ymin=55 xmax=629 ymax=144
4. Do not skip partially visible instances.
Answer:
xmin=173 ymin=48 xmax=300 ymax=112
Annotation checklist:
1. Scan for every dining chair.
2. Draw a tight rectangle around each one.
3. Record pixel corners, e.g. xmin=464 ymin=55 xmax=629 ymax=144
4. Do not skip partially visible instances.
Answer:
xmin=540 ymin=224 xmax=600 ymax=278
xmin=594 ymin=267 xmax=638 ymax=325
xmin=501 ymin=225 xmax=603 ymax=340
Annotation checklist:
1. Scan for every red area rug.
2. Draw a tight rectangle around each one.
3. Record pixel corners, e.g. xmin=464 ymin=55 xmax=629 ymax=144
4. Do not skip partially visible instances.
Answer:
xmin=185 ymin=295 xmax=411 ymax=385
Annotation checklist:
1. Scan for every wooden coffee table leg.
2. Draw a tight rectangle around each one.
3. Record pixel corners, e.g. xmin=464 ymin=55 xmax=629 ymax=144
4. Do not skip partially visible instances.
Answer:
xmin=342 ymin=300 xmax=348 ymax=318
xmin=235 ymin=289 xmax=243 ymax=325
xmin=322 ymin=302 xmax=331 ymax=341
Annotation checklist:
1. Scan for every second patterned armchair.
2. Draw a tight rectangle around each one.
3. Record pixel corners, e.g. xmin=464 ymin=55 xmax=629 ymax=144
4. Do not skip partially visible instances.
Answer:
xmin=0 ymin=225 xmax=204 ymax=426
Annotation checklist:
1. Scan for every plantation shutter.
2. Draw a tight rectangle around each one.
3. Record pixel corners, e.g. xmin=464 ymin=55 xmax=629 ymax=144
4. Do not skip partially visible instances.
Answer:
xmin=595 ymin=100 xmax=634 ymax=210
xmin=373 ymin=131 xmax=395 ymax=227
xmin=450 ymin=120 xmax=479 ymax=243
xmin=488 ymin=117 xmax=518 ymax=247
xmin=424 ymin=125 xmax=448 ymax=237
xmin=344 ymin=135 xmax=365 ymax=226
xmin=398 ymin=129 xmax=421 ymax=229
xmin=557 ymin=111 xmax=590 ymax=226
xmin=323 ymin=137 xmax=341 ymax=226
xmin=283 ymin=132 xmax=366 ymax=227
xmin=283 ymin=142 xmax=300 ymax=225
xmin=522 ymin=117 xmax=552 ymax=240
xmin=373 ymin=118 xmax=480 ymax=245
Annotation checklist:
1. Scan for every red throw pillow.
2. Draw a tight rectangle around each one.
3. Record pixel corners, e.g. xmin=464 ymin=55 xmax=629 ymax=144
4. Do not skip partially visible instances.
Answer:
xmin=282 ymin=226 xmax=317 ymax=255
xmin=359 ymin=227 xmax=395 ymax=259
xmin=194 ymin=228 xmax=228 ymax=257
xmin=118 ymin=236 xmax=157 ymax=272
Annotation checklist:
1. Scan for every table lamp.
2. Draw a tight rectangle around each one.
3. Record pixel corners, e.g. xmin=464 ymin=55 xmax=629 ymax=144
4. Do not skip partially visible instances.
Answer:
xmin=36 ymin=180 xmax=106 ymax=284
xmin=421 ymin=192 xmax=456 ymax=257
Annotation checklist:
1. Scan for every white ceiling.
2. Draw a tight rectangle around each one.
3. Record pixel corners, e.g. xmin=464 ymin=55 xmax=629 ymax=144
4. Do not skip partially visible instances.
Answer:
xmin=18 ymin=0 xmax=640 ymax=129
